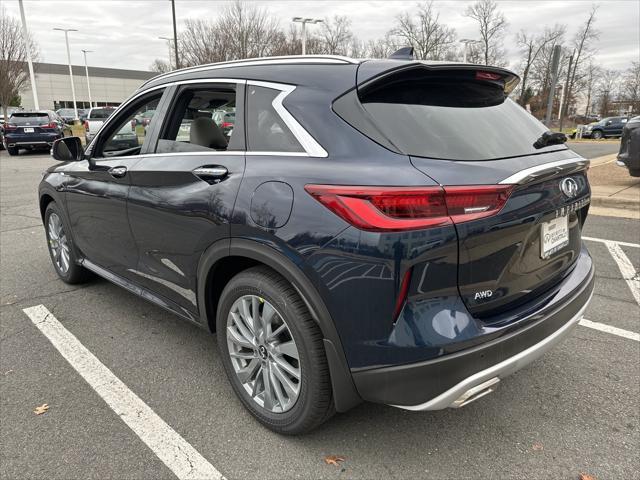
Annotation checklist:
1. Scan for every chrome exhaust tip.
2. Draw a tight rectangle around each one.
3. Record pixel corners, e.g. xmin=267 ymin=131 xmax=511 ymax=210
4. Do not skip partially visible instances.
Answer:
xmin=451 ymin=377 xmax=500 ymax=408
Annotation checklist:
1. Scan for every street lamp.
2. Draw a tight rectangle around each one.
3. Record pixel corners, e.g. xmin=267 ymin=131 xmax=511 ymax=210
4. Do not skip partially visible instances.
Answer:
xmin=53 ymin=28 xmax=79 ymax=120
xmin=18 ymin=0 xmax=39 ymax=110
xmin=292 ymin=17 xmax=323 ymax=55
xmin=81 ymin=49 xmax=93 ymax=109
xmin=158 ymin=36 xmax=173 ymax=69
xmin=459 ymin=39 xmax=481 ymax=63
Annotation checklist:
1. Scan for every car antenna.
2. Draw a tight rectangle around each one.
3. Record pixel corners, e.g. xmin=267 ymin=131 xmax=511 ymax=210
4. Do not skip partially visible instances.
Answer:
xmin=389 ymin=47 xmax=414 ymax=60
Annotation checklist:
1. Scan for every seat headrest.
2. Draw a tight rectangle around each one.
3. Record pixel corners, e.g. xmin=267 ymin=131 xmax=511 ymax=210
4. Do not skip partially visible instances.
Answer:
xmin=189 ymin=117 xmax=228 ymax=150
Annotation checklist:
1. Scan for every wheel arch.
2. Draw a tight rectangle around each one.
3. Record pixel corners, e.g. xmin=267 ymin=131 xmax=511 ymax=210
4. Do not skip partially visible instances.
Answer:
xmin=197 ymin=237 xmax=362 ymax=412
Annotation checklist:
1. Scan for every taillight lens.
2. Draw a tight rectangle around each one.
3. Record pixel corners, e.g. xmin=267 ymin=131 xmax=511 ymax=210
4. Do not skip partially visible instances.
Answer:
xmin=4 ymin=124 xmax=17 ymax=131
xmin=305 ymin=184 xmax=513 ymax=232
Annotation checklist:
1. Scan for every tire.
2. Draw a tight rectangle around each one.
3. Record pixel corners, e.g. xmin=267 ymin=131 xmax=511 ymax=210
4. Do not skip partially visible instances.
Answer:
xmin=44 ymin=202 xmax=91 ymax=284
xmin=629 ymin=168 xmax=640 ymax=178
xmin=591 ymin=130 xmax=603 ymax=140
xmin=217 ymin=266 xmax=334 ymax=434
xmin=7 ymin=146 xmax=19 ymax=156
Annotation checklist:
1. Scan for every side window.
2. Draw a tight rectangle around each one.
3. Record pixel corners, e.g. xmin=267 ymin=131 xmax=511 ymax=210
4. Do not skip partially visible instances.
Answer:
xmin=157 ymin=85 xmax=237 ymax=154
xmin=97 ymin=92 xmax=163 ymax=157
xmin=246 ymin=86 xmax=304 ymax=153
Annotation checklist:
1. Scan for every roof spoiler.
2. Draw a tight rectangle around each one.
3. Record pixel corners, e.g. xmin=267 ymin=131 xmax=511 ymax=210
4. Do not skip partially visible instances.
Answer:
xmin=388 ymin=47 xmax=414 ymax=60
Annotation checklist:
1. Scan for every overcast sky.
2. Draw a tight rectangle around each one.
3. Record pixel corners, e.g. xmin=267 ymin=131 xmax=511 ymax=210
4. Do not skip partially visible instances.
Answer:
xmin=4 ymin=0 xmax=639 ymax=72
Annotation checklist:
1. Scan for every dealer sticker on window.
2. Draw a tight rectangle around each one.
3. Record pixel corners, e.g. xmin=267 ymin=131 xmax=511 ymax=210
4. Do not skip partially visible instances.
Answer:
xmin=541 ymin=215 xmax=569 ymax=259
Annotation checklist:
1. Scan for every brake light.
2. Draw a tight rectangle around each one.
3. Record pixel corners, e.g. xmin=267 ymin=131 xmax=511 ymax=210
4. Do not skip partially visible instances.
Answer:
xmin=83 ymin=120 xmax=89 ymax=130
xmin=45 ymin=122 xmax=57 ymax=129
xmin=476 ymin=71 xmax=502 ymax=81
xmin=4 ymin=124 xmax=17 ymax=131
xmin=304 ymin=185 xmax=513 ymax=232
xmin=221 ymin=122 xmax=233 ymax=128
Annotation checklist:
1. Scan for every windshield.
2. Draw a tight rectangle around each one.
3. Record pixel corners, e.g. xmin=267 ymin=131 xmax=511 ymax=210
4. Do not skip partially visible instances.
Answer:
xmin=58 ymin=109 xmax=75 ymax=116
xmin=9 ymin=113 xmax=49 ymax=125
xmin=358 ymin=70 xmax=565 ymax=161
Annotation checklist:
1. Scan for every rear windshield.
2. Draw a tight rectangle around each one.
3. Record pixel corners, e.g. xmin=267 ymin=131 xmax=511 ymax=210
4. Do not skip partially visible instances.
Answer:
xmin=9 ymin=113 xmax=49 ymax=125
xmin=89 ymin=109 xmax=114 ymax=119
xmin=357 ymin=69 xmax=566 ymax=161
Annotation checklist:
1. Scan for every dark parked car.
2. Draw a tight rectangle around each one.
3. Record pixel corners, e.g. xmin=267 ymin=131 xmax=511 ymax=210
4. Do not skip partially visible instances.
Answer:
xmin=617 ymin=115 xmax=640 ymax=177
xmin=4 ymin=111 xmax=65 ymax=155
xmin=582 ymin=116 xmax=629 ymax=139
xmin=40 ymin=56 xmax=594 ymax=434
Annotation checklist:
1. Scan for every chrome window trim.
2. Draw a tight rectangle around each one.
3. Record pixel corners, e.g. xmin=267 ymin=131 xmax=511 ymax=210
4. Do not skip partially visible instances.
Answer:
xmin=140 ymin=55 xmax=358 ymax=88
xmin=499 ymin=158 xmax=590 ymax=185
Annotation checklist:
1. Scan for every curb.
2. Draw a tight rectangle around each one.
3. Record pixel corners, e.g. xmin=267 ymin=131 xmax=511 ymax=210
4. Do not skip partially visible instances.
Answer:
xmin=591 ymin=195 xmax=640 ymax=211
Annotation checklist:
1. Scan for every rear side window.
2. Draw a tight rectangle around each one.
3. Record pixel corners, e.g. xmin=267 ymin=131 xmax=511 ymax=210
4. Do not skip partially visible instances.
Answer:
xmin=246 ymin=86 xmax=303 ymax=153
xmin=341 ymin=68 xmax=566 ymax=161
xmin=9 ymin=113 xmax=49 ymax=125
xmin=89 ymin=109 xmax=114 ymax=119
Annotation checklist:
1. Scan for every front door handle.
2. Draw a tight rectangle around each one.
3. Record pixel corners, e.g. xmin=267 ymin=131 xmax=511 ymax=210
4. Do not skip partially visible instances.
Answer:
xmin=109 ymin=166 xmax=127 ymax=178
xmin=193 ymin=166 xmax=228 ymax=184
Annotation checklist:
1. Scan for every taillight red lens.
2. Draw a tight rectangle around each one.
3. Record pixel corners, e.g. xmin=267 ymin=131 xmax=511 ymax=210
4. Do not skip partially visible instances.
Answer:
xmin=4 ymin=124 xmax=17 ymax=131
xmin=45 ymin=122 xmax=57 ymax=129
xmin=476 ymin=71 xmax=502 ymax=81
xmin=305 ymin=184 xmax=513 ymax=232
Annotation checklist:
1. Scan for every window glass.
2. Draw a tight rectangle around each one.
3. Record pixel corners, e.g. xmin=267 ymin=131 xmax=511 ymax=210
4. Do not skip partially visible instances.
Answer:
xmin=89 ymin=108 xmax=116 ymax=119
xmin=100 ymin=94 xmax=162 ymax=155
xmin=246 ymin=85 xmax=303 ymax=153
xmin=9 ymin=113 xmax=49 ymax=125
xmin=158 ymin=86 xmax=236 ymax=153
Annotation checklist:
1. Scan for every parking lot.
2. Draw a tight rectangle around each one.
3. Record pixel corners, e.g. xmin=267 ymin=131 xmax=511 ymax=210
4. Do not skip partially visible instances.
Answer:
xmin=1 ymin=151 xmax=638 ymax=479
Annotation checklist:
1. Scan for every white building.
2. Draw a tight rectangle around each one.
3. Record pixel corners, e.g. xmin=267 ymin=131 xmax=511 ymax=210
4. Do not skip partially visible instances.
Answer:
xmin=19 ymin=62 xmax=156 ymax=111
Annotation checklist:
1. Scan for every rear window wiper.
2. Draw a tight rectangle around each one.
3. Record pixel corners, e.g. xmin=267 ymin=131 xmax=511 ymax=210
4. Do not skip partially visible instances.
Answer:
xmin=533 ymin=131 xmax=567 ymax=149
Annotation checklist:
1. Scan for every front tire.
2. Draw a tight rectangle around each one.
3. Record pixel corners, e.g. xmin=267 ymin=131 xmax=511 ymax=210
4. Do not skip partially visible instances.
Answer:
xmin=44 ymin=203 xmax=91 ymax=284
xmin=217 ymin=266 xmax=334 ymax=434
xmin=7 ymin=146 xmax=19 ymax=156
xmin=591 ymin=130 xmax=603 ymax=139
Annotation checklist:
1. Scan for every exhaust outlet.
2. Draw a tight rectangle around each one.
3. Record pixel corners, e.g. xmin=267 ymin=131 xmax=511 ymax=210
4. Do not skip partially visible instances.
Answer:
xmin=451 ymin=377 xmax=500 ymax=408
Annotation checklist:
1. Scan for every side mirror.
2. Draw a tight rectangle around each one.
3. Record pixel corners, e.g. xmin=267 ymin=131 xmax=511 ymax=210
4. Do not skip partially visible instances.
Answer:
xmin=51 ymin=136 xmax=84 ymax=162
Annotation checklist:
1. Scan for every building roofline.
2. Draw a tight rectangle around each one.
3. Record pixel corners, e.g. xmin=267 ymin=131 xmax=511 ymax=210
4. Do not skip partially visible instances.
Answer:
xmin=32 ymin=62 xmax=155 ymax=81
xmin=140 ymin=55 xmax=360 ymax=88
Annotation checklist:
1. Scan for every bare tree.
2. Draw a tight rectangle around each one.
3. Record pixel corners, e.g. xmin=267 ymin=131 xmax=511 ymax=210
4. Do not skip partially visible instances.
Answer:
xmin=149 ymin=58 xmax=172 ymax=73
xmin=0 ymin=7 xmax=38 ymax=120
xmin=364 ymin=34 xmax=402 ymax=59
xmin=559 ymin=6 xmax=599 ymax=129
xmin=583 ymin=61 xmax=601 ymax=116
xmin=320 ymin=16 xmax=353 ymax=55
xmin=596 ymin=69 xmax=621 ymax=117
xmin=621 ymin=61 xmax=640 ymax=113
xmin=516 ymin=24 xmax=565 ymax=105
xmin=464 ymin=0 xmax=508 ymax=66
xmin=392 ymin=2 xmax=456 ymax=60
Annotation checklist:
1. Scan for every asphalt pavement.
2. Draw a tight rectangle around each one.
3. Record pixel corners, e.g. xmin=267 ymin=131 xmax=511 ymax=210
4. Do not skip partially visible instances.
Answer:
xmin=1 ymin=150 xmax=638 ymax=480
xmin=567 ymin=140 xmax=621 ymax=159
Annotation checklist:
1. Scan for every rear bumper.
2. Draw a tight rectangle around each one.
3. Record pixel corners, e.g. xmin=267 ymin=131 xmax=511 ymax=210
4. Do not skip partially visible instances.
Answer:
xmin=5 ymin=133 xmax=62 ymax=148
xmin=351 ymin=254 xmax=595 ymax=409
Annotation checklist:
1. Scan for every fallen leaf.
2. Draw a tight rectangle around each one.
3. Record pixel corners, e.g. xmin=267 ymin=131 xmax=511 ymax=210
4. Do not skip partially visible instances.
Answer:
xmin=34 ymin=403 xmax=49 ymax=415
xmin=532 ymin=443 xmax=544 ymax=451
xmin=579 ymin=474 xmax=597 ymax=480
xmin=324 ymin=455 xmax=345 ymax=467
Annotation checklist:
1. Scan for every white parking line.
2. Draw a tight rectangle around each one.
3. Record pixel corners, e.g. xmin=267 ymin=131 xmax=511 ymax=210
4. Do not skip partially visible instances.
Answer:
xmin=580 ymin=318 xmax=640 ymax=342
xmin=583 ymin=236 xmax=640 ymax=248
xmin=22 ymin=305 xmax=224 ymax=480
xmin=605 ymin=241 xmax=640 ymax=306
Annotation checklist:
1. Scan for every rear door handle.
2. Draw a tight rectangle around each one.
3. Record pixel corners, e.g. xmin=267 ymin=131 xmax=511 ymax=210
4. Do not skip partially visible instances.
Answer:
xmin=193 ymin=166 xmax=228 ymax=183
xmin=109 ymin=166 xmax=127 ymax=178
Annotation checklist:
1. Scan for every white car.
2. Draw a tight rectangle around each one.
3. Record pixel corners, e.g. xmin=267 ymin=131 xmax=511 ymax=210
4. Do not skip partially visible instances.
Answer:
xmin=84 ymin=107 xmax=116 ymax=142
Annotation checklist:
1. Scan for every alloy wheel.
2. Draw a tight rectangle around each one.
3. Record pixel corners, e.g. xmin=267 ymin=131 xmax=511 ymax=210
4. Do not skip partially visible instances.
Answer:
xmin=226 ymin=294 xmax=301 ymax=413
xmin=48 ymin=213 xmax=70 ymax=273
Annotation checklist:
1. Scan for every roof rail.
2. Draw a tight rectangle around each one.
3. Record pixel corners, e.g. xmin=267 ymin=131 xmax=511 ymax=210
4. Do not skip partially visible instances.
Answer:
xmin=140 ymin=55 xmax=359 ymax=88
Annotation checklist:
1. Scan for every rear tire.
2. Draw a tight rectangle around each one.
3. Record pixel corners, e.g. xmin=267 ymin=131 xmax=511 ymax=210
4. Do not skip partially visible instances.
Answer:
xmin=591 ymin=130 xmax=603 ymax=140
xmin=629 ymin=168 xmax=640 ymax=177
xmin=44 ymin=202 xmax=91 ymax=284
xmin=7 ymin=146 xmax=19 ymax=156
xmin=217 ymin=266 xmax=334 ymax=434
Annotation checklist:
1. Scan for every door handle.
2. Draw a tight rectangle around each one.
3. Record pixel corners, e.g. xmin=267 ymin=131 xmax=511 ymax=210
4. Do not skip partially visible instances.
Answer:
xmin=109 ymin=166 xmax=127 ymax=178
xmin=193 ymin=166 xmax=228 ymax=183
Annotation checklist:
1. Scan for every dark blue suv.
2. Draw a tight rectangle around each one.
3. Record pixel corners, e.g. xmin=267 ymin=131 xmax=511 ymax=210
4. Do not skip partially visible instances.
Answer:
xmin=40 ymin=55 xmax=594 ymax=434
xmin=4 ymin=111 xmax=65 ymax=155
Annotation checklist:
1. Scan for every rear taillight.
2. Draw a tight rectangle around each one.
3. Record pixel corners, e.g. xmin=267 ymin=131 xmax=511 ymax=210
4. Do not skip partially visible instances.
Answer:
xmin=83 ymin=121 xmax=89 ymax=130
xmin=476 ymin=71 xmax=502 ymax=81
xmin=45 ymin=122 xmax=57 ymax=129
xmin=304 ymin=184 xmax=513 ymax=232
xmin=221 ymin=121 xmax=233 ymax=128
xmin=4 ymin=124 xmax=17 ymax=131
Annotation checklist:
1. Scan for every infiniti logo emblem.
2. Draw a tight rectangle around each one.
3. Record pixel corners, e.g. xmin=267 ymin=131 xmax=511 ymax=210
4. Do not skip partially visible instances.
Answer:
xmin=560 ymin=177 xmax=579 ymax=198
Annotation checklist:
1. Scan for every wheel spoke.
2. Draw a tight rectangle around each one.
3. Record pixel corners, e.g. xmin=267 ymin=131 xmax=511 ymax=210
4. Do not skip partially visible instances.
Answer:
xmin=262 ymin=302 xmax=276 ymax=338
xmin=274 ymin=340 xmax=299 ymax=360
xmin=230 ymin=312 xmax=254 ymax=345
xmin=230 ymin=351 xmax=256 ymax=360
xmin=272 ymin=354 xmax=300 ymax=380
xmin=269 ymin=365 xmax=287 ymax=409
xmin=267 ymin=323 xmax=286 ymax=341
xmin=240 ymin=298 xmax=255 ymax=336
xmin=236 ymin=358 xmax=261 ymax=383
xmin=251 ymin=296 xmax=262 ymax=338
xmin=251 ymin=369 xmax=263 ymax=398
xmin=227 ymin=325 xmax=254 ymax=349
xmin=262 ymin=363 xmax=275 ymax=410
xmin=271 ymin=362 xmax=299 ymax=399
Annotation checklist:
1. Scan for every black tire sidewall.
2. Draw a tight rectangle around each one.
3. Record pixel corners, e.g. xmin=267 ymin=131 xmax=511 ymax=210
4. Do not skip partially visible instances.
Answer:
xmin=44 ymin=203 xmax=85 ymax=283
xmin=216 ymin=268 xmax=330 ymax=433
xmin=592 ymin=130 xmax=603 ymax=139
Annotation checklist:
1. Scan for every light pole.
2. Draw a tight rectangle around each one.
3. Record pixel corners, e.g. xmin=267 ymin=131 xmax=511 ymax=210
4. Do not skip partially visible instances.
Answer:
xmin=18 ymin=0 xmax=39 ymax=110
xmin=54 ymin=28 xmax=79 ymax=120
xmin=158 ymin=36 xmax=173 ymax=69
xmin=171 ymin=0 xmax=180 ymax=69
xmin=81 ymin=49 xmax=93 ymax=109
xmin=292 ymin=17 xmax=323 ymax=55
xmin=459 ymin=39 xmax=481 ymax=63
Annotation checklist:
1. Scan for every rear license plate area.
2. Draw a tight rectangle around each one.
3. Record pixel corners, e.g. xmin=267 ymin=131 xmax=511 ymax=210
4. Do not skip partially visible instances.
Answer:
xmin=541 ymin=215 xmax=569 ymax=259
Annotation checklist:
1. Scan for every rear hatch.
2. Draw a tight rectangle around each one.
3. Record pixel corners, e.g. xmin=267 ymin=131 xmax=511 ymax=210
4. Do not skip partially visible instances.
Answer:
xmin=336 ymin=62 xmax=591 ymax=318
xmin=7 ymin=112 xmax=52 ymax=134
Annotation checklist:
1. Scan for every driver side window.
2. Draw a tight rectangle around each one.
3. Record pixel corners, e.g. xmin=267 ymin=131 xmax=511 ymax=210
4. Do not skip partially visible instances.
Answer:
xmin=96 ymin=91 xmax=164 ymax=158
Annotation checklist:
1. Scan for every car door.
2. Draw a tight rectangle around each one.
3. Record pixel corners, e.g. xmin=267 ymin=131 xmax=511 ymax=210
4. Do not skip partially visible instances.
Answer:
xmin=126 ymin=81 xmax=246 ymax=319
xmin=64 ymin=89 xmax=168 ymax=280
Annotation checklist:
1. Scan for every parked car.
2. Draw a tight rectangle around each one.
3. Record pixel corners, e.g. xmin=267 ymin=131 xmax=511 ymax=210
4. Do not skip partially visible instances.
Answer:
xmin=84 ymin=107 xmax=116 ymax=142
xmin=41 ymin=56 xmax=594 ymax=434
xmin=0 ymin=115 xmax=4 ymax=150
xmin=617 ymin=115 xmax=640 ymax=177
xmin=56 ymin=108 xmax=78 ymax=125
xmin=3 ymin=111 xmax=65 ymax=155
xmin=581 ymin=116 xmax=629 ymax=139
xmin=212 ymin=109 xmax=235 ymax=136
